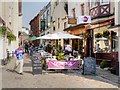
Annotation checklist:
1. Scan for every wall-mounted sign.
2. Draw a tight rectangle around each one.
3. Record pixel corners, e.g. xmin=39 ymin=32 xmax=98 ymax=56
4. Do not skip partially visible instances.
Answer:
xmin=77 ymin=16 xmax=91 ymax=24
xmin=68 ymin=18 xmax=77 ymax=24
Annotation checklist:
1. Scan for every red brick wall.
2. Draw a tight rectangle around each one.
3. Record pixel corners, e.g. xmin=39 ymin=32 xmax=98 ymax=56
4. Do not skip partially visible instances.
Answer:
xmin=30 ymin=14 xmax=40 ymax=47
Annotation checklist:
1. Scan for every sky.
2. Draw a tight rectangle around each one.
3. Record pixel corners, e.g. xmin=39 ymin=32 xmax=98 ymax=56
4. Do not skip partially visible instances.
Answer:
xmin=22 ymin=1 xmax=50 ymax=29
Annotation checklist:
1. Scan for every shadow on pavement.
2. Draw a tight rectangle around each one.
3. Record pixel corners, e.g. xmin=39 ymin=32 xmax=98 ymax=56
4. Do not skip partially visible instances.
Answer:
xmin=24 ymin=71 xmax=32 ymax=74
xmin=63 ymin=70 xmax=118 ymax=87
xmin=23 ymin=63 xmax=32 ymax=67
xmin=6 ymin=69 xmax=16 ymax=73
xmin=6 ymin=69 xmax=21 ymax=75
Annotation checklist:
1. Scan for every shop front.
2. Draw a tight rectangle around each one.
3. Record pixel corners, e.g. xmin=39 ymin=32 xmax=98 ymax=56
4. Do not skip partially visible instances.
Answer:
xmin=91 ymin=20 xmax=119 ymax=68
xmin=64 ymin=24 xmax=91 ymax=56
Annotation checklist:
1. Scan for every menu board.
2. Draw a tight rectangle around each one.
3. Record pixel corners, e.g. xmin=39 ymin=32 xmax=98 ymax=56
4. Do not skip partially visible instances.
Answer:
xmin=83 ymin=57 xmax=96 ymax=75
xmin=32 ymin=53 xmax=42 ymax=75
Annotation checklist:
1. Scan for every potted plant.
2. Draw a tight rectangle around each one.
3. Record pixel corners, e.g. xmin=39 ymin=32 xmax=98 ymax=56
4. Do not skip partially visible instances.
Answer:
xmin=95 ymin=32 xmax=103 ymax=38
xmin=103 ymin=30 xmax=110 ymax=38
xmin=57 ymin=53 xmax=65 ymax=61
xmin=84 ymin=33 xmax=91 ymax=39
xmin=100 ymin=60 xmax=107 ymax=69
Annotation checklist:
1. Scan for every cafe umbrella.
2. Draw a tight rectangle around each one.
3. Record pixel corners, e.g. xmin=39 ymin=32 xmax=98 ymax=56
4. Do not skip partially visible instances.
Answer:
xmin=26 ymin=36 xmax=37 ymax=41
xmin=36 ymin=32 xmax=82 ymax=39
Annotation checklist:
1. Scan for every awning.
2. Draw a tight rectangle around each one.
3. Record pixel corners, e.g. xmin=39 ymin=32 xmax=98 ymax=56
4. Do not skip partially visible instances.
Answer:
xmin=26 ymin=36 xmax=37 ymax=41
xmin=64 ymin=24 xmax=85 ymax=31
xmin=37 ymin=32 xmax=82 ymax=40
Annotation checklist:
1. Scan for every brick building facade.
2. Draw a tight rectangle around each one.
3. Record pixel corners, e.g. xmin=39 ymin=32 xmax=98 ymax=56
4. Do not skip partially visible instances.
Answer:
xmin=29 ymin=14 xmax=40 ymax=47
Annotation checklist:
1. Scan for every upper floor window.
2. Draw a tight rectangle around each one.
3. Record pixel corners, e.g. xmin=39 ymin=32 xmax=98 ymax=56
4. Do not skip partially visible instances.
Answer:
xmin=100 ymin=0 xmax=109 ymax=5
xmin=58 ymin=18 xmax=60 ymax=29
xmin=54 ymin=0 xmax=59 ymax=7
xmin=72 ymin=8 xmax=76 ymax=18
xmin=64 ymin=22 xmax=67 ymax=29
xmin=47 ymin=10 xmax=50 ymax=16
xmin=81 ymin=3 xmax=84 ymax=15
xmin=90 ymin=0 xmax=98 ymax=9
xmin=43 ymin=14 xmax=45 ymax=19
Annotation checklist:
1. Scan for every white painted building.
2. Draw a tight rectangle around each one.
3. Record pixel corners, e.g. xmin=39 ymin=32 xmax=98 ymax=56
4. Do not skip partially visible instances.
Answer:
xmin=113 ymin=1 xmax=120 ymax=76
xmin=39 ymin=2 xmax=51 ymax=46
xmin=0 ymin=1 xmax=22 ymax=61
xmin=50 ymin=0 xmax=68 ymax=47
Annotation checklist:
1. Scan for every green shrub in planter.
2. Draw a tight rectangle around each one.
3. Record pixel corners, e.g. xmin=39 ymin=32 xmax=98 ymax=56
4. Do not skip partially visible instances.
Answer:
xmin=100 ymin=60 xmax=107 ymax=69
xmin=103 ymin=30 xmax=110 ymax=38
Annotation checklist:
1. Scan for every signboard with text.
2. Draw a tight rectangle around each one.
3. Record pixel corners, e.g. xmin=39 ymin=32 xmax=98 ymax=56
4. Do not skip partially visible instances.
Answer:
xmin=77 ymin=16 xmax=91 ymax=24
xmin=83 ymin=57 xmax=96 ymax=75
xmin=48 ymin=60 xmax=78 ymax=69
xmin=32 ymin=54 xmax=42 ymax=75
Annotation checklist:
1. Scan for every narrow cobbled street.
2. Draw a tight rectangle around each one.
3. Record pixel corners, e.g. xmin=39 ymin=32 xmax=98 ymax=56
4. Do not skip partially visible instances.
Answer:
xmin=2 ymin=54 xmax=118 ymax=88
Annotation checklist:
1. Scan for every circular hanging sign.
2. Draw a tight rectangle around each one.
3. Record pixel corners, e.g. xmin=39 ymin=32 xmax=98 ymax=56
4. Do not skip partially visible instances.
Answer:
xmin=83 ymin=16 xmax=88 ymax=22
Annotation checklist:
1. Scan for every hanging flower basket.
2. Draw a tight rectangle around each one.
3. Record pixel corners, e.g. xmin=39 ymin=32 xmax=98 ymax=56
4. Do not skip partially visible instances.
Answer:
xmin=84 ymin=33 xmax=91 ymax=39
xmin=103 ymin=30 xmax=110 ymax=38
xmin=7 ymin=31 xmax=16 ymax=42
xmin=95 ymin=32 xmax=103 ymax=38
xmin=0 ymin=26 xmax=7 ymax=37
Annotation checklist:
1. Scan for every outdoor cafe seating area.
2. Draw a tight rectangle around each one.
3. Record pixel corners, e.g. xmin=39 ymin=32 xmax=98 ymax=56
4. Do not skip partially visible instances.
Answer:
xmin=28 ymin=32 xmax=96 ymax=75
xmin=38 ymin=50 xmax=83 ymax=71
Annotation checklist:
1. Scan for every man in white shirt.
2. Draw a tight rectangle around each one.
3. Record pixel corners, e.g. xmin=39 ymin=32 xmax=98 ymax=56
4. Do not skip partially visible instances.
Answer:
xmin=65 ymin=44 xmax=72 ymax=55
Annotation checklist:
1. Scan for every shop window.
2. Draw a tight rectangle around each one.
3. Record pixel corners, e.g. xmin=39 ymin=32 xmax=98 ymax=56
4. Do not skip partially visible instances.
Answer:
xmin=112 ymin=38 xmax=118 ymax=52
xmin=111 ymin=31 xmax=118 ymax=52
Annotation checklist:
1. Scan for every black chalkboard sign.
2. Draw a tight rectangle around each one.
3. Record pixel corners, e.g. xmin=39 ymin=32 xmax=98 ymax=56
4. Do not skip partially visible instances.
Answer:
xmin=83 ymin=57 xmax=96 ymax=75
xmin=32 ymin=53 xmax=42 ymax=75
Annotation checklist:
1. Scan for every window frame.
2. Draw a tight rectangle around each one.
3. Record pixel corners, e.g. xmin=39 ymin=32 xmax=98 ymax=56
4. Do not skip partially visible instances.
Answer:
xmin=90 ymin=0 xmax=98 ymax=9
xmin=72 ymin=8 xmax=76 ymax=18
xmin=100 ymin=0 xmax=110 ymax=5
xmin=81 ymin=3 xmax=85 ymax=16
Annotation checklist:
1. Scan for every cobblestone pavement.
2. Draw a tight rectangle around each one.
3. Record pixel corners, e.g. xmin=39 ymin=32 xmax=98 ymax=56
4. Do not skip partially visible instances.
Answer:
xmin=1 ymin=54 xmax=119 ymax=88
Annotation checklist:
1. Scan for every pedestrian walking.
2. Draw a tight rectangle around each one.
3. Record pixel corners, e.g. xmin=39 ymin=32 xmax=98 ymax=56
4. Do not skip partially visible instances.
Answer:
xmin=13 ymin=44 xmax=24 ymax=75
xmin=24 ymin=42 xmax=29 ymax=53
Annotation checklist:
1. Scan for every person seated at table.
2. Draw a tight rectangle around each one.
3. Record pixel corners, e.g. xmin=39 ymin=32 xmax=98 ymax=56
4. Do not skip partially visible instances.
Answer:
xmin=51 ymin=47 xmax=57 ymax=56
xmin=73 ymin=53 xmax=80 ymax=61
xmin=64 ymin=43 xmax=72 ymax=55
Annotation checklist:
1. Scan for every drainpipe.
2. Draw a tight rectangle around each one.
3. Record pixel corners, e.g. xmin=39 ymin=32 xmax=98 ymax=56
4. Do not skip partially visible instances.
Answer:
xmin=118 ymin=27 xmax=120 ymax=77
